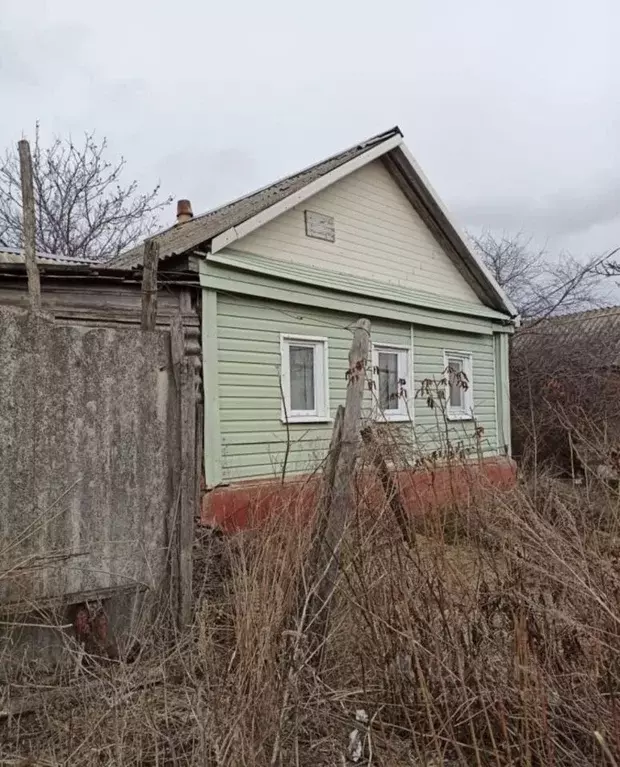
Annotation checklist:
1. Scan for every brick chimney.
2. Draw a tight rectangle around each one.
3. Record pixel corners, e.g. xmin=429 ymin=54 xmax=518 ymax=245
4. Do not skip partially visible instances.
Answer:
xmin=176 ymin=199 xmax=193 ymax=224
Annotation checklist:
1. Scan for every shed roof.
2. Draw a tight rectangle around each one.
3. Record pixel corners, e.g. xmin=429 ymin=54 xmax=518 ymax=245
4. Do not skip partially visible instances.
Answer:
xmin=514 ymin=307 xmax=620 ymax=364
xmin=0 ymin=246 xmax=97 ymax=265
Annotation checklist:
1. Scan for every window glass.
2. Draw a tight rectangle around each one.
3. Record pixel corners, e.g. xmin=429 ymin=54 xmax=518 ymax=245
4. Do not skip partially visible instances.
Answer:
xmin=289 ymin=345 xmax=315 ymax=411
xmin=378 ymin=351 xmax=399 ymax=411
xmin=447 ymin=358 xmax=463 ymax=408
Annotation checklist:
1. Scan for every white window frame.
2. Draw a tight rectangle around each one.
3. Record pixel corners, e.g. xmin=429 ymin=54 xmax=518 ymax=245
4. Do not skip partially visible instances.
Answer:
xmin=443 ymin=350 xmax=474 ymax=421
xmin=280 ymin=334 xmax=330 ymax=423
xmin=371 ymin=343 xmax=412 ymax=422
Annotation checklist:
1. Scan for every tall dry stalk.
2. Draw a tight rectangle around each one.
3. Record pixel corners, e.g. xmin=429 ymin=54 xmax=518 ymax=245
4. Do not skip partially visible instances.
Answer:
xmin=3 ymin=412 xmax=620 ymax=765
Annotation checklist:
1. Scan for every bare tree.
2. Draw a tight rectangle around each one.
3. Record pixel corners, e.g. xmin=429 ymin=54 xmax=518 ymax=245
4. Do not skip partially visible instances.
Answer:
xmin=470 ymin=230 xmax=616 ymax=320
xmin=0 ymin=125 xmax=172 ymax=261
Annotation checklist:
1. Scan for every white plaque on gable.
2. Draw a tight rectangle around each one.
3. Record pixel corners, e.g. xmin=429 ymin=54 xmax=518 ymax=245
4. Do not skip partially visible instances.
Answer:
xmin=304 ymin=210 xmax=335 ymax=242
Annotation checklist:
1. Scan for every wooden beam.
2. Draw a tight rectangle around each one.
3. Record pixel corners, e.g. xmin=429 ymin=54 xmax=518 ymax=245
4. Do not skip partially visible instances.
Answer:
xmin=202 ymin=289 xmax=222 ymax=486
xmin=168 ymin=312 xmax=195 ymax=629
xmin=141 ymin=238 xmax=159 ymax=331
xmin=17 ymin=139 xmax=41 ymax=313
xmin=178 ymin=358 xmax=195 ymax=628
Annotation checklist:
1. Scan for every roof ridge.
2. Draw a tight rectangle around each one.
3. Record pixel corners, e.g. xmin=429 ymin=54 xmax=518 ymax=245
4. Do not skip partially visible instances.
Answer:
xmin=117 ymin=126 xmax=403 ymax=257
xmin=189 ymin=125 xmax=402 ymax=226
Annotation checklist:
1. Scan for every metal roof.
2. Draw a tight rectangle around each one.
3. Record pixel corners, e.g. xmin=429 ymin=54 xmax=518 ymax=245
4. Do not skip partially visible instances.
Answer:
xmin=0 ymin=246 xmax=98 ymax=265
xmin=102 ymin=125 xmax=516 ymax=317
xmin=513 ymin=307 xmax=620 ymax=363
xmin=106 ymin=127 xmax=403 ymax=269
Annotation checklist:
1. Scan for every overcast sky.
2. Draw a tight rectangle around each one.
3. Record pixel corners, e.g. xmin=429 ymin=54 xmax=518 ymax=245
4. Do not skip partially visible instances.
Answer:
xmin=1 ymin=0 xmax=618 ymax=260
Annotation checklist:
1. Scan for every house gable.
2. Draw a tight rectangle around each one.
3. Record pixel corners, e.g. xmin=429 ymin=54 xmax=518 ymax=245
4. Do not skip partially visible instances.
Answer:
xmin=230 ymin=159 xmax=482 ymax=304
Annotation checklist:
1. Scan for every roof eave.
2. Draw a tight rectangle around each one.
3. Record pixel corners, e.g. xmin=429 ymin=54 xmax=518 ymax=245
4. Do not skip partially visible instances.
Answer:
xmin=392 ymin=144 xmax=519 ymax=321
xmin=208 ymin=136 xmax=516 ymax=319
xmin=387 ymin=145 xmax=517 ymax=318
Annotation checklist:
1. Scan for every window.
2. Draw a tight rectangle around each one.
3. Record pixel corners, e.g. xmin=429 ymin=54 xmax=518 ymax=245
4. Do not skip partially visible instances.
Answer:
xmin=443 ymin=351 xmax=473 ymax=420
xmin=371 ymin=344 xmax=410 ymax=421
xmin=280 ymin=335 xmax=329 ymax=422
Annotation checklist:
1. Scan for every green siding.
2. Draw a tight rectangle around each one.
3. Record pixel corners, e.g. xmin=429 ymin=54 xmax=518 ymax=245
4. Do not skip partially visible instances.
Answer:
xmin=412 ymin=327 xmax=498 ymax=456
xmin=215 ymin=292 xmax=501 ymax=482
xmin=210 ymin=249 xmax=512 ymax=322
xmin=200 ymin=258 xmax=510 ymax=336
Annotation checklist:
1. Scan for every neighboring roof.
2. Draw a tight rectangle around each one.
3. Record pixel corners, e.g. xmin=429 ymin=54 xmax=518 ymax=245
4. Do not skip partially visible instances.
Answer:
xmin=106 ymin=126 xmax=517 ymax=317
xmin=0 ymin=246 xmax=97 ymax=265
xmin=513 ymin=307 xmax=620 ymax=364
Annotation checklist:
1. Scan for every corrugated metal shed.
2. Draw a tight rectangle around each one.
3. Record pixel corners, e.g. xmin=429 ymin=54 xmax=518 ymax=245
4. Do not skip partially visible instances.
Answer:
xmin=513 ymin=307 xmax=620 ymax=364
xmin=0 ymin=247 xmax=98 ymax=265
xmin=106 ymin=127 xmax=402 ymax=269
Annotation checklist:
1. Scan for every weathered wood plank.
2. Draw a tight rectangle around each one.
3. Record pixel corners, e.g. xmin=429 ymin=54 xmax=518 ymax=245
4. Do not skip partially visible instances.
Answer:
xmin=178 ymin=358 xmax=195 ymax=628
xmin=310 ymin=319 xmax=370 ymax=657
xmin=170 ymin=313 xmax=184 ymax=392
xmin=141 ymin=239 xmax=159 ymax=331
xmin=167 ymin=315 xmax=184 ymax=623
xmin=17 ymin=139 xmax=41 ymax=312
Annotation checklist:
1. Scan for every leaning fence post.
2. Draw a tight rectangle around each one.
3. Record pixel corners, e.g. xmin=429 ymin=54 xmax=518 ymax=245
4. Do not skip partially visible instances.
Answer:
xmin=361 ymin=425 xmax=415 ymax=548
xmin=18 ymin=140 xmax=41 ymax=313
xmin=311 ymin=317 xmax=371 ymax=649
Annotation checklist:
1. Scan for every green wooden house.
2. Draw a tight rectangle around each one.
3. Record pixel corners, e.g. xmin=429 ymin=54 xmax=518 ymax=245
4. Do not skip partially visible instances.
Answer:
xmin=109 ymin=127 xmax=517 ymax=527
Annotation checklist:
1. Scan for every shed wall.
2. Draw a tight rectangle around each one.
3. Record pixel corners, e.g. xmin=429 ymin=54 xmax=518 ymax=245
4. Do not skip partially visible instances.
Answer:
xmin=0 ymin=308 xmax=177 ymax=611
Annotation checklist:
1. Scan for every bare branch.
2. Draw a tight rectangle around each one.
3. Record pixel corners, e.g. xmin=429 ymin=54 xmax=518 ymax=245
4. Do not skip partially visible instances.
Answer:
xmin=0 ymin=125 xmax=172 ymax=261
xmin=469 ymin=230 xmax=617 ymax=320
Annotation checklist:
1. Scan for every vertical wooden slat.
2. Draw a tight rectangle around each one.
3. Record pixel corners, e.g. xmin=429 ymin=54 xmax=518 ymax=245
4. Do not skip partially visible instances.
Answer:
xmin=167 ymin=316 xmax=183 ymax=622
xmin=202 ymin=289 xmax=222 ymax=486
xmin=195 ymin=401 xmax=204 ymax=518
xmin=141 ymin=239 xmax=159 ymax=331
xmin=170 ymin=314 xmax=184 ymax=389
xmin=168 ymin=312 xmax=195 ymax=629
xmin=178 ymin=358 xmax=195 ymax=627
xmin=17 ymin=140 xmax=41 ymax=313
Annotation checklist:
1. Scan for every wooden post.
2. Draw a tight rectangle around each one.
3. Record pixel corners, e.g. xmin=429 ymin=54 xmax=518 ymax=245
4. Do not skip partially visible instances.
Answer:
xmin=168 ymin=313 xmax=194 ymax=629
xmin=18 ymin=140 xmax=41 ymax=313
xmin=307 ymin=405 xmax=344 ymax=587
xmin=169 ymin=313 xmax=184 ymax=389
xmin=361 ymin=425 xmax=415 ymax=548
xmin=178 ymin=358 xmax=195 ymax=628
xmin=319 ymin=405 xmax=345 ymax=513
xmin=311 ymin=318 xmax=370 ymax=645
xmin=141 ymin=238 xmax=159 ymax=331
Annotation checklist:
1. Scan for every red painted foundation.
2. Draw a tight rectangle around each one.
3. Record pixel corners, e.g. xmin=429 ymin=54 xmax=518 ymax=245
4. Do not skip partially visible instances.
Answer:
xmin=201 ymin=457 xmax=517 ymax=533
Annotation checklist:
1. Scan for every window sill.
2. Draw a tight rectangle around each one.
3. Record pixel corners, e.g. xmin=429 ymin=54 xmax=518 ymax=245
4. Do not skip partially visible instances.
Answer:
xmin=446 ymin=412 xmax=474 ymax=422
xmin=281 ymin=415 xmax=333 ymax=425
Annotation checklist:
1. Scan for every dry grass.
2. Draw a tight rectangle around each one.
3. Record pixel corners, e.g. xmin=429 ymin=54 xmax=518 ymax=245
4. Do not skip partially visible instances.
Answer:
xmin=3 ymin=466 xmax=620 ymax=765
